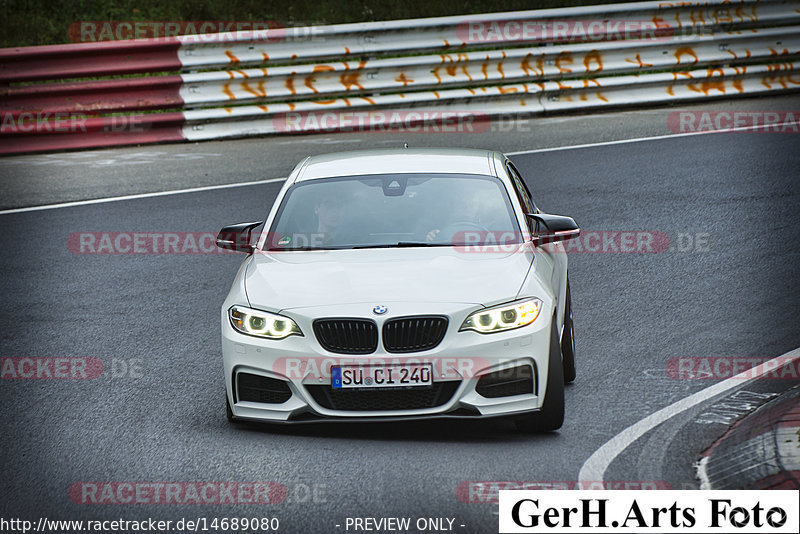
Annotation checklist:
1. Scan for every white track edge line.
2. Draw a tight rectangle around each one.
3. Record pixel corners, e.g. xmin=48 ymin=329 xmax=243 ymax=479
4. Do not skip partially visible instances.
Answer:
xmin=4 ymin=120 xmax=798 ymax=215
xmin=0 ymin=177 xmax=287 ymax=215
xmin=577 ymin=346 xmax=800 ymax=485
xmin=506 ymin=120 xmax=800 ymax=156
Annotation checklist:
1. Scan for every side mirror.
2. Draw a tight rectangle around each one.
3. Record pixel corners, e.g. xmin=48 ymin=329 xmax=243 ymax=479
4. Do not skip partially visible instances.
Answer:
xmin=216 ymin=221 xmax=264 ymax=253
xmin=527 ymin=213 xmax=580 ymax=246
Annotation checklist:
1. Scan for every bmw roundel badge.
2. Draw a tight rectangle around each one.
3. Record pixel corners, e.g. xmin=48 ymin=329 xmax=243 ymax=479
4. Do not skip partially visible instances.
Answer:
xmin=372 ymin=305 xmax=388 ymax=315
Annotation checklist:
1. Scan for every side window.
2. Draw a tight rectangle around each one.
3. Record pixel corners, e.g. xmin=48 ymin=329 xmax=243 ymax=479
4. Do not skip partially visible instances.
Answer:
xmin=506 ymin=162 xmax=537 ymax=233
xmin=507 ymin=162 xmax=537 ymax=212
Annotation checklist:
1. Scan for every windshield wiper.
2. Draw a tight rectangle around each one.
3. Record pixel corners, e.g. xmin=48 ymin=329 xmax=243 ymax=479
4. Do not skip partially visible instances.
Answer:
xmin=336 ymin=242 xmax=452 ymax=249
xmin=269 ymin=242 xmax=453 ymax=251
xmin=266 ymin=245 xmax=341 ymax=251
xmin=394 ymin=242 xmax=450 ymax=247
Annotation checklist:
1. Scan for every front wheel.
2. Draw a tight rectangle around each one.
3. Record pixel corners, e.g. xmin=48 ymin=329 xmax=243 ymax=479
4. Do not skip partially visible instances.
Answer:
xmin=561 ymin=279 xmax=576 ymax=384
xmin=226 ymin=392 xmax=235 ymax=422
xmin=515 ymin=321 xmax=565 ymax=433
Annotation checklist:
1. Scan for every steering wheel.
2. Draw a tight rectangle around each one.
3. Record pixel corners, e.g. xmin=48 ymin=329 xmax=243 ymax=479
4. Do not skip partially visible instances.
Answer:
xmin=444 ymin=221 xmax=489 ymax=232
xmin=434 ymin=221 xmax=490 ymax=243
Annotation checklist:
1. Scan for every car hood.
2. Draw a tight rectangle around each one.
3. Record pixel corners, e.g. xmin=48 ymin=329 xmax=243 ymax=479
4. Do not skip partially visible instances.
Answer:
xmin=244 ymin=246 xmax=534 ymax=311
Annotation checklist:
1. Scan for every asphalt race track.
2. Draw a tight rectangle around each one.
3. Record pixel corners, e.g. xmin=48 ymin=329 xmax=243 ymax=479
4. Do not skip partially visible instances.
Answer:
xmin=1 ymin=103 xmax=799 ymax=532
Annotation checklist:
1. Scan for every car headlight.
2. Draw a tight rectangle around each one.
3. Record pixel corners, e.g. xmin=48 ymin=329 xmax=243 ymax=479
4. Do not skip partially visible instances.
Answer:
xmin=229 ymin=305 xmax=303 ymax=339
xmin=460 ymin=298 xmax=543 ymax=334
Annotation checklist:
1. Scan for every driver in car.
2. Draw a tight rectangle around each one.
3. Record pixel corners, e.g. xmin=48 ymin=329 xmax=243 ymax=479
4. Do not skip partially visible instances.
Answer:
xmin=315 ymin=194 xmax=348 ymax=244
xmin=426 ymin=189 xmax=490 ymax=243
xmin=313 ymin=187 xmax=373 ymax=246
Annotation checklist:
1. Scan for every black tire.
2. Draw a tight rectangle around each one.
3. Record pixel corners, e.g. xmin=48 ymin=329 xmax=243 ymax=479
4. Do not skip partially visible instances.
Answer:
xmin=226 ymin=393 xmax=235 ymax=422
xmin=561 ymin=279 xmax=576 ymax=384
xmin=515 ymin=320 xmax=565 ymax=433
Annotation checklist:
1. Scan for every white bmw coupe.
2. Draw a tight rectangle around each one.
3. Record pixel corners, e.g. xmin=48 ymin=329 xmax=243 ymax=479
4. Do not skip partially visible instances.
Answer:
xmin=217 ymin=148 xmax=579 ymax=432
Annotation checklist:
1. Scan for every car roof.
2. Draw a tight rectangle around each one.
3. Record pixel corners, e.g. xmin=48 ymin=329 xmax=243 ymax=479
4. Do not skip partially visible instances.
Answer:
xmin=294 ymin=148 xmax=500 ymax=181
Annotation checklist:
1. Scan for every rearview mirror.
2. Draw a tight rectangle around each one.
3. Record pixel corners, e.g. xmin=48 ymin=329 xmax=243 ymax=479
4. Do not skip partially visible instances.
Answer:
xmin=527 ymin=213 xmax=580 ymax=246
xmin=216 ymin=221 xmax=264 ymax=253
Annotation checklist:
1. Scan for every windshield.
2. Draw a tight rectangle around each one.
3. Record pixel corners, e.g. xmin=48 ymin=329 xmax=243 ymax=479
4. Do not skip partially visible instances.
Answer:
xmin=265 ymin=173 xmax=522 ymax=250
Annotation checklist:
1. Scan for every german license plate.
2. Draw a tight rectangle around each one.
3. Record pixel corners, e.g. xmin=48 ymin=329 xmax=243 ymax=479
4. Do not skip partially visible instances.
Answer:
xmin=331 ymin=364 xmax=432 ymax=389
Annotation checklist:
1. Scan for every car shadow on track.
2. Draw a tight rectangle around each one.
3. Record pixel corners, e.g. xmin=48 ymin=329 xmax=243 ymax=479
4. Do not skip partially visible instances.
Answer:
xmin=227 ymin=416 xmax=564 ymax=443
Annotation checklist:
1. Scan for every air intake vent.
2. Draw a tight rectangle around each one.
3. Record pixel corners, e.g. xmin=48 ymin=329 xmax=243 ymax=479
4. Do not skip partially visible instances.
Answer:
xmin=236 ymin=373 xmax=292 ymax=404
xmin=475 ymin=365 xmax=534 ymax=398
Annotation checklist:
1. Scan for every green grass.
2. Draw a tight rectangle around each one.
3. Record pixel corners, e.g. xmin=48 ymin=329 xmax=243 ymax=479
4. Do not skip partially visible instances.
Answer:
xmin=1 ymin=0 xmax=646 ymax=48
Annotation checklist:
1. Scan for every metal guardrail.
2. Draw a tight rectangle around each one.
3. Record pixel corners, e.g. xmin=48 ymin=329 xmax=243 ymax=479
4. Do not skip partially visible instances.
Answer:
xmin=1 ymin=0 xmax=799 ymax=154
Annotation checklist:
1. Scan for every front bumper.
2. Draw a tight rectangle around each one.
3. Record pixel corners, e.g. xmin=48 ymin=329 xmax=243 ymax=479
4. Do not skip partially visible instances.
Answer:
xmin=221 ymin=301 xmax=554 ymax=423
